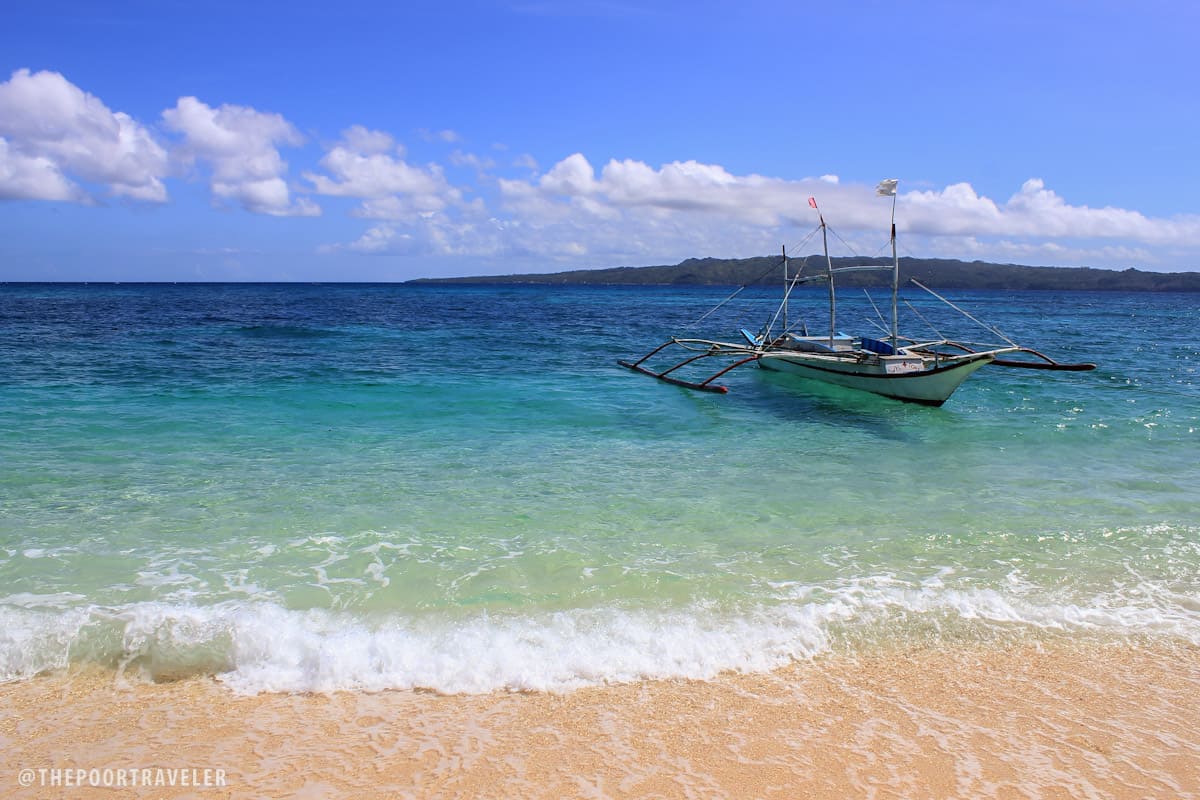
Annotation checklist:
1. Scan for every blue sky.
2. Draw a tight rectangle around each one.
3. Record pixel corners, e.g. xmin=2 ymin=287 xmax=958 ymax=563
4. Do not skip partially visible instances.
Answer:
xmin=2 ymin=0 xmax=1197 ymax=281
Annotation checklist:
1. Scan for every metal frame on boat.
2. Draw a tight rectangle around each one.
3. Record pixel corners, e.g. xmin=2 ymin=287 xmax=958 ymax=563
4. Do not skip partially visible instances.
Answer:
xmin=619 ymin=180 xmax=1095 ymax=406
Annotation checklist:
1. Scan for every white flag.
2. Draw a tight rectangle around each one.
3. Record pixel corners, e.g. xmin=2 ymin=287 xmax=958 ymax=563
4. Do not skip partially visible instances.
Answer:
xmin=876 ymin=178 xmax=898 ymax=196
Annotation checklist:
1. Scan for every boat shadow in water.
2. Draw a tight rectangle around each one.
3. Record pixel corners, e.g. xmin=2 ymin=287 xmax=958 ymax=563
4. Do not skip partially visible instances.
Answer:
xmin=739 ymin=369 xmax=931 ymax=442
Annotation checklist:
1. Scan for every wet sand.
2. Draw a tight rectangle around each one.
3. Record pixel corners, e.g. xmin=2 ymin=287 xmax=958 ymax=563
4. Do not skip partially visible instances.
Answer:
xmin=3 ymin=639 xmax=1198 ymax=799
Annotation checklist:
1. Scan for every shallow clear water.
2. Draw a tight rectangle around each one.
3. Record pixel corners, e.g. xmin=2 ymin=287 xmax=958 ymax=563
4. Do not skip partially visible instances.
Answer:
xmin=1 ymin=282 xmax=1197 ymax=692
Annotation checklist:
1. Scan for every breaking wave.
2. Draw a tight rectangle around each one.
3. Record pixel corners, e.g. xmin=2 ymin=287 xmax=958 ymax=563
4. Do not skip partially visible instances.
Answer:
xmin=3 ymin=579 xmax=1197 ymax=694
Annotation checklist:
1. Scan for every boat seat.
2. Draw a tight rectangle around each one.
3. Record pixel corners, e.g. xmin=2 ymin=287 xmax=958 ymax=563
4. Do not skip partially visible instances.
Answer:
xmin=860 ymin=337 xmax=898 ymax=355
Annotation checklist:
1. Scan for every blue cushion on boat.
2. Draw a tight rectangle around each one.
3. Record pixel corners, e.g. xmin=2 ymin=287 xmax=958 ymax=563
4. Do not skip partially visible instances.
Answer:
xmin=860 ymin=337 xmax=897 ymax=355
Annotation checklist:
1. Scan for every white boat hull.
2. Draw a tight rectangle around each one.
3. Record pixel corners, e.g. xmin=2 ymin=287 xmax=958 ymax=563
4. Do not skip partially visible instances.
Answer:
xmin=756 ymin=350 xmax=995 ymax=406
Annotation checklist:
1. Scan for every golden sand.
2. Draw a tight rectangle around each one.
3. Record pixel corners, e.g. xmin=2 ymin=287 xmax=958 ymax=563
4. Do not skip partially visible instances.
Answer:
xmin=3 ymin=639 xmax=1198 ymax=799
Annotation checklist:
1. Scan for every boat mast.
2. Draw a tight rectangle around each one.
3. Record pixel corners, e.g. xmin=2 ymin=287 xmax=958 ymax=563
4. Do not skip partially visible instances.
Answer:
xmin=879 ymin=179 xmax=900 ymax=350
xmin=890 ymin=196 xmax=898 ymax=349
xmin=782 ymin=244 xmax=788 ymax=333
xmin=820 ymin=210 xmax=835 ymax=345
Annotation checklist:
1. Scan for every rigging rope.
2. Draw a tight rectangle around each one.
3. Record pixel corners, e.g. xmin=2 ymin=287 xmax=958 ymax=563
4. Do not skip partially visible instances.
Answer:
xmin=683 ymin=225 xmax=823 ymax=332
xmin=903 ymin=298 xmax=945 ymax=340
xmin=911 ymin=279 xmax=1018 ymax=346
xmin=683 ymin=257 xmax=784 ymax=330
xmin=825 ymin=224 xmax=865 ymax=260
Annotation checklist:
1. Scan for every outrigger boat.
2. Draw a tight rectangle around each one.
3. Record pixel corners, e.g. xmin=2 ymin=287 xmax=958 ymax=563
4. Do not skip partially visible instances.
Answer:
xmin=619 ymin=180 xmax=1094 ymax=407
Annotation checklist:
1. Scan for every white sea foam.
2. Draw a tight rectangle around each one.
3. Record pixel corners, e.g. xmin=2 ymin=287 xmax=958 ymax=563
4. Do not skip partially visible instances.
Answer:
xmin=1 ymin=581 xmax=1198 ymax=693
xmin=0 ymin=604 xmax=92 ymax=679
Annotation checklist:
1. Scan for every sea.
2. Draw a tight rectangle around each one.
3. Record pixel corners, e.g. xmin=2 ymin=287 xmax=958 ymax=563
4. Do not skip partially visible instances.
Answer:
xmin=1 ymin=281 xmax=1197 ymax=695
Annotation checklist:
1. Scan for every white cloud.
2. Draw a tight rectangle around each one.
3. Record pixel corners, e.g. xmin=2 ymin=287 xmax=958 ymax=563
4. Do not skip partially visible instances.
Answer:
xmin=343 ymin=224 xmax=414 ymax=254
xmin=304 ymin=126 xmax=461 ymax=219
xmin=946 ymin=236 xmax=1156 ymax=268
xmin=0 ymin=138 xmax=83 ymax=202
xmin=339 ymin=124 xmax=399 ymax=156
xmin=539 ymin=152 xmax=599 ymax=195
xmin=162 ymin=96 xmax=317 ymax=216
xmin=308 ymin=148 xmax=446 ymax=201
xmin=481 ymin=154 xmax=1200 ymax=269
xmin=0 ymin=68 xmax=168 ymax=202
xmin=494 ymin=154 xmax=864 ymax=261
xmin=502 ymin=154 xmax=853 ymax=232
xmin=215 ymin=177 xmax=319 ymax=217
xmin=327 ymin=214 xmax=508 ymax=259
xmin=905 ymin=179 xmax=1200 ymax=248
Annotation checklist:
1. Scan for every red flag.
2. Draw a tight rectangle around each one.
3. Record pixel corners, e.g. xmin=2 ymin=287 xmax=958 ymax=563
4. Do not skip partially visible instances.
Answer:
xmin=808 ymin=196 xmax=817 ymax=209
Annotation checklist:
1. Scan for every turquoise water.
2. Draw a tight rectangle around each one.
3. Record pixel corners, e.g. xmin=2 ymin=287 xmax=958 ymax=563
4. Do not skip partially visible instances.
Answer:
xmin=1 ymin=283 xmax=1197 ymax=692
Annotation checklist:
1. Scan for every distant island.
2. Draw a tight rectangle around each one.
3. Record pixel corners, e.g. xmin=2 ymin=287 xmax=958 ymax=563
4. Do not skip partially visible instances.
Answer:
xmin=410 ymin=256 xmax=1200 ymax=292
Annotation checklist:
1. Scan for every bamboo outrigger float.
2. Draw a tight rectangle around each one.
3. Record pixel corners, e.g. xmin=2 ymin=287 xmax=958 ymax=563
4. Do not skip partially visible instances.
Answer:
xmin=619 ymin=180 xmax=1095 ymax=406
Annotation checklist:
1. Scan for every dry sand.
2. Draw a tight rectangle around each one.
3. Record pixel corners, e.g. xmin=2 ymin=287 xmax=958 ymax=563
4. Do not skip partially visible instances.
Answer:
xmin=2 ymin=638 xmax=1198 ymax=799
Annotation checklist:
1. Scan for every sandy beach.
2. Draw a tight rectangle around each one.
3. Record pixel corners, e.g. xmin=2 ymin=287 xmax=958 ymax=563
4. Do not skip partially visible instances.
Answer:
xmin=3 ymin=637 xmax=1198 ymax=799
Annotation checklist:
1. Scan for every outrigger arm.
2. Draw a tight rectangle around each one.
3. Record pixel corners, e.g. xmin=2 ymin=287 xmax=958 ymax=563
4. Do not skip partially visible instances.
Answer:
xmin=618 ymin=338 xmax=761 ymax=393
xmin=932 ymin=341 xmax=1097 ymax=371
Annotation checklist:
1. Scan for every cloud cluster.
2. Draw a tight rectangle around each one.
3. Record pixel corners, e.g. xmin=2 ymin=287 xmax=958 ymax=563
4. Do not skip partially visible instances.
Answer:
xmin=163 ymin=96 xmax=317 ymax=217
xmin=0 ymin=69 xmax=167 ymax=202
xmin=500 ymin=154 xmax=813 ymax=227
xmin=490 ymin=154 xmax=1200 ymax=268
xmin=906 ymin=179 xmax=1164 ymax=240
xmin=0 ymin=69 xmax=316 ymax=215
xmin=303 ymin=125 xmax=461 ymax=219
xmin=2 ymin=68 xmax=1199 ymax=271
